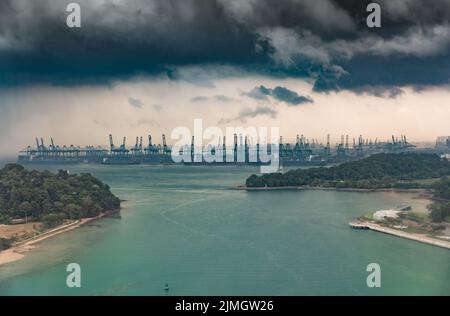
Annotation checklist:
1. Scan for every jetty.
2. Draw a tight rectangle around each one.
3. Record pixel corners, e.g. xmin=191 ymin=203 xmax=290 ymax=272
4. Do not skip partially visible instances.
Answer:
xmin=349 ymin=221 xmax=450 ymax=250
xmin=349 ymin=221 xmax=370 ymax=229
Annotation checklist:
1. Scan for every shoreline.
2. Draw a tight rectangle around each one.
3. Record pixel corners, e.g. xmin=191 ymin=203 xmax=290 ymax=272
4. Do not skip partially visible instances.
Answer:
xmin=0 ymin=213 xmax=107 ymax=266
xmin=237 ymin=184 xmax=449 ymax=249
xmin=234 ymin=185 xmax=427 ymax=194
xmin=349 ymin=220 xmax=450 ymax=250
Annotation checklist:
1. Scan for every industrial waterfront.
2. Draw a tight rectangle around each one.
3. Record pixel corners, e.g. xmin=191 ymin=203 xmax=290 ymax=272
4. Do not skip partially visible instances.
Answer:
xmin=17 ymin=134 xmax=450 ymax=166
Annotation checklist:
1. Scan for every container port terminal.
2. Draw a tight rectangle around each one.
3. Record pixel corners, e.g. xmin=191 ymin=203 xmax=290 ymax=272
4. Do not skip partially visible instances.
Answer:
xmin=17 ymin=134 xmax=450 ymax=166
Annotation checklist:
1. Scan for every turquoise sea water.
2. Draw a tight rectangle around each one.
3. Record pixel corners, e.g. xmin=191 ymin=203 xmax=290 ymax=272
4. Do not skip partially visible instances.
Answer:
xmin=0 ymin=163 xmax=448 ymax=295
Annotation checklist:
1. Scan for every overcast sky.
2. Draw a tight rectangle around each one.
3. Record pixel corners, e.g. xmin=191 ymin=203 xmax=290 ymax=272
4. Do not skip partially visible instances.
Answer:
xmin=1 ymin=0 xmax=449 ymax=155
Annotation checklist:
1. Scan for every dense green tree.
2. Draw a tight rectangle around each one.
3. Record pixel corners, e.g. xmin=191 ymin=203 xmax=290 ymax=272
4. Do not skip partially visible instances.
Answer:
xmin=432 ymin=177 xmax=450 ymax=200
xmin=64 ymin=203 xmax=83 ymax=219
xmin=18 ymin=201 xmax=32 ymax=222
xmin=428 ymin=202 xmax=450 ymax=223
xmin=42 ymin=213 xmax=67 ymax=228
xmin=0 ymin=238 xmax=12 ymax=251
xmin=428 ymin=178 xmax=450 ymax=222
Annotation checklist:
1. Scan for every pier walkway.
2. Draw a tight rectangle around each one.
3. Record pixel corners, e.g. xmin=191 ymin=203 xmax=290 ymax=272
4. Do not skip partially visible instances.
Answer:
xmin=349 ymin=221 xmax=450 ymax=250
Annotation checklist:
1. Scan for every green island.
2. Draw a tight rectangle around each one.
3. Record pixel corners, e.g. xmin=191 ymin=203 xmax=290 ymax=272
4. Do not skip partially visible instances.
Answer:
xmin=246 ymin=153 xmax=450 ymax=190
xmin=0 ymin=164 xmax=120 ymax=252
xmin=246 ymin=153 xmax=450 ymax=247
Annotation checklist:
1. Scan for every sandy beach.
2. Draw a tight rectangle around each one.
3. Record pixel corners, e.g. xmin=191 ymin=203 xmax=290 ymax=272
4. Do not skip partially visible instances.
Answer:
xmin=0 ymin=213 xmax=105 ymax=266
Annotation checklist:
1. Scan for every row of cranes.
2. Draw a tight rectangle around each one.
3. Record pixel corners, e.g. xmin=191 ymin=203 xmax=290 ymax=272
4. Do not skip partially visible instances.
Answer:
xmin=23 ymin=137 xmax=106 ymax=158
xmin=107 ymin=133 xmax=416 ymax=162
xmin=334 ymin=134 xmax=414 ymax=158
xmin=18 ymin=134 xmax=417 ymax=164
xmin=108 ymin=134 xmax=171 ymax=156
xmin=109 ymin=133 xmax=318 ymax=161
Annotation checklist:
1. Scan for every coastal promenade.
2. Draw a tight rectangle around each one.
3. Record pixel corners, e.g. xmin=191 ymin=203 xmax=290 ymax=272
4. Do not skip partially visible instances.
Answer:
xmin=349 ymin=221 xmax=450 ymax=250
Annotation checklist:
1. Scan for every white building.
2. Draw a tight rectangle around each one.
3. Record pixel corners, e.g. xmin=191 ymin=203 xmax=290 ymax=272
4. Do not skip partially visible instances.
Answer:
xmin=373 ymin=209 xmax=400 ymax=221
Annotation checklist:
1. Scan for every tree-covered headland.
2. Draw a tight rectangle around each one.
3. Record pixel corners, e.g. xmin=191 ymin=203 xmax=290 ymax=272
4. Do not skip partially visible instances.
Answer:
xmin=0 ymin=164 xmax=120 ymax=228
xmin=246 ymin=153 xmax=450 ymax=189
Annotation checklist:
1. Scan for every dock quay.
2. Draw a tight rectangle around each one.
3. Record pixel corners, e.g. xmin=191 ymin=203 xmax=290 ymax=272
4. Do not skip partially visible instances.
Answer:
xmin=349 ymin=221 xmax=370 ymax=229
xmin=349 ymin=221 xmax=450 ymax=250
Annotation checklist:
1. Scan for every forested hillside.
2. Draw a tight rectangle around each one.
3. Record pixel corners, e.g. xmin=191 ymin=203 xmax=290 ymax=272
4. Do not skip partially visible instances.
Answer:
xmin=246 ymin=153 xmax=450 ymax=189
xmin=0 ymin=164 xmax=120 ymax=226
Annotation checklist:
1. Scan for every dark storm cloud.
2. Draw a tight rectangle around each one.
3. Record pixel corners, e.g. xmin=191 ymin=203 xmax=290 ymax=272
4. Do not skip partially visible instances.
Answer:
xmin=1 ymin=0 xmax=450 ymax=92
xmin=245 ymin=86 xmax=313 ymax=105
xmin=218 ymin=105 xmax=277 ymax=124
xmin=190 ymin=96 xmax=209 ymax=103
xmin=214 ymin=95 xmax=234 ymax=102
xmin=270 ymin=86 xmax=313 ymax=105
xmin=244 ymin=86 xmax=271 ymax=100
xmin=353 ymin=86 xmax=404 ymax=99
xmin=190 ymin=95 xmax=235 ymax=103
